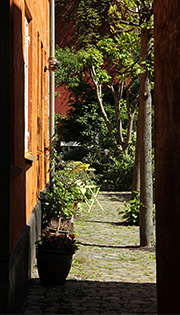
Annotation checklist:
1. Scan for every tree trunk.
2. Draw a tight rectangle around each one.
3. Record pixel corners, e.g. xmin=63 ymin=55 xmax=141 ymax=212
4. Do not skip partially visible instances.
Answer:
xmin=139 ymin=27 xmax=154 ymax=247
xmin=131 ymin=119 xmax=140 ymax=198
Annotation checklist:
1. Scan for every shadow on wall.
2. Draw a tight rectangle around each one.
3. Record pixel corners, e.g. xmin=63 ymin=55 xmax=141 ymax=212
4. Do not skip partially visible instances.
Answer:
xmin=9 ymin=3 xmax=27 ymax=314
xmin=10 ymin=2 xmax=26 ymax=250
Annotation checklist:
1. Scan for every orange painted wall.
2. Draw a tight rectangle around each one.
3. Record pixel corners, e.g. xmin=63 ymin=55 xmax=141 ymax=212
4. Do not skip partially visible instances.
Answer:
xmin=10 ymin=0 xmax=50 ymax=251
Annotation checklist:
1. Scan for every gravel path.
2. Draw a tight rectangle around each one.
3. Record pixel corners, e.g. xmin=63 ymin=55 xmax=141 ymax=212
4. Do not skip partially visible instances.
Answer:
xmin=23 ymin=191 xmax=157 ymax=314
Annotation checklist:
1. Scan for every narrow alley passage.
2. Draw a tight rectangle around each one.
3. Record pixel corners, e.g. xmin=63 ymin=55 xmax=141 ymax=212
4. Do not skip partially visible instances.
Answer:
xmin=23 ymin=192 xmax=157 ymax=314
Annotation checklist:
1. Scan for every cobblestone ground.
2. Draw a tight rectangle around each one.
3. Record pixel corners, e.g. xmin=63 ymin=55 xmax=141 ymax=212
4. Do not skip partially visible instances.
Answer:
xmin=23 ymin=192 xmax=157 ymax=314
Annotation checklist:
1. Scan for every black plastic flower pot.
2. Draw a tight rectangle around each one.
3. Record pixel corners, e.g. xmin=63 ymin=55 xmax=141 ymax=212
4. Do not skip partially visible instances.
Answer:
xmin=37 ymin=248 xmax=73 ymax=285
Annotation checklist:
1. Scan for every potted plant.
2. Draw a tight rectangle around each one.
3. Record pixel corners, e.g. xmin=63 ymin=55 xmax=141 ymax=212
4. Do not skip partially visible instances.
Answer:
xmin=36 ymin=159 xmax=95 ymax=285
xmin=36 ymin=229 xmax=78 ymax=285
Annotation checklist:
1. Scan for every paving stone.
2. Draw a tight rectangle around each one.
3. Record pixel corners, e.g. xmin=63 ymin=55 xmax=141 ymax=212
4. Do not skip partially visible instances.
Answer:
xmin=24 ymin=310 xmax=43 ymax=314
xmin=23 ymin=192 xmax=157 ymax=314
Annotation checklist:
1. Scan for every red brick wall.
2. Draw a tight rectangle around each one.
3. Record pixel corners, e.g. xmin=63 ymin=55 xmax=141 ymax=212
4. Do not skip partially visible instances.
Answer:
xmin=55 ymin=4 xmax=75 ymax=116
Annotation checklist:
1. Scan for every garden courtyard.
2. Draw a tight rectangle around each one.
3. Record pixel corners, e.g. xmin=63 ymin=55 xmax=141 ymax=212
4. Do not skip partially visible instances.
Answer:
xmin=23 ymin=191 xmax=157 ymax=314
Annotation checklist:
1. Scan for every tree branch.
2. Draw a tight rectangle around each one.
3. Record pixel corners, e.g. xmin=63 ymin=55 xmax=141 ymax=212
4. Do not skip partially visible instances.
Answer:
xmin=114 ymin=27 xmax=137 ymax=34
xmin=119 ymin=19 xmax=139 ymax=27
xmin=108 ymin=83 xmax=124 ymax=145
xmin=123 ymin=111 xmax=135 ymax=151
xmin=117 ymin=0 xmax=139 ymax=14
xmin=120 ymin=57 xmax=140 ymax=76
xmin=91 ymin=66 xmax=122 ymax=152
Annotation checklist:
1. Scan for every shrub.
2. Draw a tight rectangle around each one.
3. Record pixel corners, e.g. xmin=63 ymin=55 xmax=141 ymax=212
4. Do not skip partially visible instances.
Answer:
xmin=86 ymin=146 xmax=135 ymax=191
xmin=41 ymin=159 xmax=96 ymax=229
xmin=118 ymin=191 xmax=156 ymax=225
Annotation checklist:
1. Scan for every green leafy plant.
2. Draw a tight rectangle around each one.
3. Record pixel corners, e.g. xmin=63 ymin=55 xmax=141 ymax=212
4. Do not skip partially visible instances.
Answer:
xmin=41 ymin=175 xmax=81 ymax=228
xmin=122 ymin=191 xmax=141 ymax=225
xmin=97 ymin=146 xmax=135 ymax=190
xmin=119 ymin=190 xmax=156 ymax=226
xmin=41 ymin=158 xmax=97 ymax=229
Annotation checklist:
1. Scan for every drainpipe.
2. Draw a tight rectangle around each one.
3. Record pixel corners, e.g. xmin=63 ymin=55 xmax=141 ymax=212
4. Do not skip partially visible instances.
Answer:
xmin=0 ymin=1 xmax=11 ymax=313
xmin=49 ymin=0 xmax=55 ymax=184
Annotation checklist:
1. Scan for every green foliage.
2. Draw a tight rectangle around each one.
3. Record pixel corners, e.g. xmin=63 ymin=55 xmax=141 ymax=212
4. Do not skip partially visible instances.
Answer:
xmin=41 ymin=159 xmax=96 ymax=228
xmin=118 ymin=191 xmax=156 ymax=225
xmin=54 ymin=86 xmax=103 ymax=148
xmin=105 ymin=151 xmax=135 ymax=190
xmin=54 ymin=0 xmax=154 ymax=193
xmin=109 ymin=1 xmax=154 ymax=84
xmin=56 ymin=0 xmax=111 ymax=47
xmin=86 ymin=144 xmax=135 ymax=191
xmin=55 ymin=47 xmax=83 ymax=88
xmin=55 ymin=93 xmax=137 ymax=190
xmin=55 ymin=31 xmax=142 ymax=158
xmin=41 ymin=175 xmax=81 ymax=227
xmin=121 ymin=191 xmax=141 ymax=225
xmin=109 ymin=1 xmax=154 ymax=31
